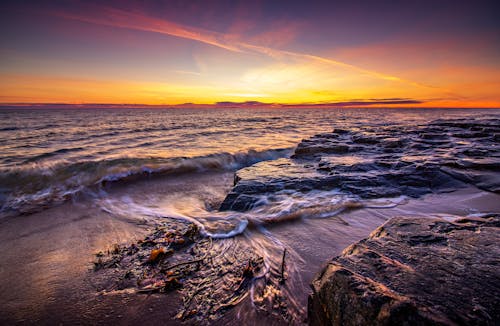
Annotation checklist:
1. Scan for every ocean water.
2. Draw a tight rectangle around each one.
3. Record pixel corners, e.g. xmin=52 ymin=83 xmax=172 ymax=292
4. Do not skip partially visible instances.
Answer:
xmin=1 ymin=107 xmax=497 ymax=218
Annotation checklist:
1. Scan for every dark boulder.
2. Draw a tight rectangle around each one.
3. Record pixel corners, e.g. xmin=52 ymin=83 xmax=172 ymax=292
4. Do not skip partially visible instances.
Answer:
xmin=308 ymin=215 xmax=500 ymax=325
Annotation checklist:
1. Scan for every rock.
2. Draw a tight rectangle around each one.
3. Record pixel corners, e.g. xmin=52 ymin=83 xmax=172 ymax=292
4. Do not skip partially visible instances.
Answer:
xmin=352 ymin=135 xmax=380 ymax=144
xmin=219 ymin=117 xmax=500 ymax=212
xmin=441 ymin=167 xmax=500 ymax=193
xmin=317 ymin=156 xmax=376 ymax=172
xmin=308 ymin=215 xmax=500 ymax=325
xmin=293 ymin=143 xmax=350 ymax=158
xmin=219 ymin=158 xmax=338 ymax=211
xmin=219 ymin=193 xmax=263 ymax=211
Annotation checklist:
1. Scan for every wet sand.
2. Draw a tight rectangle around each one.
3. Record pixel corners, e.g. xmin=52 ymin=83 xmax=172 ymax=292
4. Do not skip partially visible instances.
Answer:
xmin=0 ymin=171 xmax=233 ymax=325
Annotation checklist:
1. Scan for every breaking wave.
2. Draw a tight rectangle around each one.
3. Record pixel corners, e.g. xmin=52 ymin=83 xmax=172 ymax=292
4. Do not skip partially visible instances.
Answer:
xmin=0 ymin=148 xmax=292 ymax=216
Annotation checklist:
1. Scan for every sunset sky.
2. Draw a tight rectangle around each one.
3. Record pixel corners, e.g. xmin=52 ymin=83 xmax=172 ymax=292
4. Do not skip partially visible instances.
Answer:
xmin=1 ymin=0 xmax=499 ymax=107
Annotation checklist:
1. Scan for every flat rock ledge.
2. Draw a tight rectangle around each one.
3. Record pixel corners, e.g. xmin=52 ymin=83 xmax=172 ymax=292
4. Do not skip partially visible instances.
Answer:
xmin=308 ymin=214 xmax=500 ymax=326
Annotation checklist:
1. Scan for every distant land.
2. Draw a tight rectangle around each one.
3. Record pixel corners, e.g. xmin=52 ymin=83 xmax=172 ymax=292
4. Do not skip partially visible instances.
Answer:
xmin=1 ymin=100 xmax=499 ymax=109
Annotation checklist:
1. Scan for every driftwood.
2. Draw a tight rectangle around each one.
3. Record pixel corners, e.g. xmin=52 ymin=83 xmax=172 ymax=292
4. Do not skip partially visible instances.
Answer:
xmin=279 ymin=248 xmax=287 ymax=284
xmin=163 ymin=257 xmax=205 ymax=271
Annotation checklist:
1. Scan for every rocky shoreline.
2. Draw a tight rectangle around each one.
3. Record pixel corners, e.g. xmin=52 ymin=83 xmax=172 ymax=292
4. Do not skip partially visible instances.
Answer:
xmin=308 ymin=214 xmax=500 ymax=325
xmin=89 ymin=117 xmax=499 ymax=324
xmin=221 ymin=116 xmax=500 ymax=324
xmin=92 ymin=211 xmax=500 ymax=325
xmin=220 ymin=117 xmax=499 ymax=212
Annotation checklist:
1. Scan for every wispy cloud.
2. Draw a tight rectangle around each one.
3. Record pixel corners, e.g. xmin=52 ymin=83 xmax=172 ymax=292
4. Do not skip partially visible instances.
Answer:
xmin=55 ymin=7 xmax=243 ymax=53
xmin=54 ymin=6 xmax=433 ymax=89
xmin=278 ymin=99 xmax=424 ymax=108
xmin=172 ymin=70 xmax=202 ymax=76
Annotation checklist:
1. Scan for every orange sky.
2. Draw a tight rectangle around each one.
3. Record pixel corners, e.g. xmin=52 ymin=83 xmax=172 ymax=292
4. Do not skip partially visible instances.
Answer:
xmin=1 ymin=1 xmax=499 ymax=108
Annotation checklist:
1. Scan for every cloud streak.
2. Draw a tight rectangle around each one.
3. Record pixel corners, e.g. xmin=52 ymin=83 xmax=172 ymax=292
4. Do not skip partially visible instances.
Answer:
xmin=55 ymin=6 xmax=433 ymax=88
xmin=56 ymin=7 xmax=243 ymax=53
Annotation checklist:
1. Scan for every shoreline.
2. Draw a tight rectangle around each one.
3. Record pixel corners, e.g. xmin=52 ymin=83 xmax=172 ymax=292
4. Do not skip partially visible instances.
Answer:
xmin=1 ymin=184 xmax=497 ymax=324
xmin=1 ymin=114 xmax=499 ymax=324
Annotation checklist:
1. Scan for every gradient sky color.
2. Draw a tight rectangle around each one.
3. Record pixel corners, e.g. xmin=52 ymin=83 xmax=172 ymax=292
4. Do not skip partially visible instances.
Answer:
xmin=1 ymin=0 xmax=499 ymax=107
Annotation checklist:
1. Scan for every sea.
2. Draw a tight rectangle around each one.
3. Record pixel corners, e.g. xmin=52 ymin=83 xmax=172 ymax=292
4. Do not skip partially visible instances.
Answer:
xmin=1 ymin=107 xmax=497 ymax=218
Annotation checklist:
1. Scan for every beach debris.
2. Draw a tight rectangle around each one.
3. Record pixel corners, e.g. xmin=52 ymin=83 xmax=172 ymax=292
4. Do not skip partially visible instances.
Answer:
xmin=91 ymin=218 xmax=269 ymax=322
xmin=146 ymin=248 xmax=166 ymax=263
xmin=279 ymin=248 xmax=287 ymax=284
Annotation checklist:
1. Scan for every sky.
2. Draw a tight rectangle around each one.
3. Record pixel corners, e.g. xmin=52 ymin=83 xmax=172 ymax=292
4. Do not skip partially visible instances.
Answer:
xmin=0 ymin=0 xmax=499 ymax=108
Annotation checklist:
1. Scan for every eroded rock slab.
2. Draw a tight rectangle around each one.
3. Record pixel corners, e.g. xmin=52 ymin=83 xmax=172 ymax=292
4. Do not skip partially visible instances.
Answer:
xmin=308 ymin=214 xmax=500 ymax=325
xmin=220 ymin=118 xmax=500 ymax=212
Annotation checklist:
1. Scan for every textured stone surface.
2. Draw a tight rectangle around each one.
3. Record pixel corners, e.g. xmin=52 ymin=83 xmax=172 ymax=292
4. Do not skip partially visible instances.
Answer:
xmin=220 ymin=118 xmax=500 ymax=212
xmin=308 ymin=214 xmax=500 ymax=326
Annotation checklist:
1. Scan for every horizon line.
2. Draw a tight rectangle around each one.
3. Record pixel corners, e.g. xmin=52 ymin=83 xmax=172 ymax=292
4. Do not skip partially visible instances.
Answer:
xmin=0 ymin=100 xmax=499 ymax=110
xmin=1 ymin=105 xmax=498 ymax=110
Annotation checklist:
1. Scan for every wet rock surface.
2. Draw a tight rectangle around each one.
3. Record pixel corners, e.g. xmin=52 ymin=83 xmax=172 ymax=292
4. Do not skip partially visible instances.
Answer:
xmin=220 ymin=118 xmax=500 ymax=211
xmin=308 ymin=214 xmax=500 ymax=326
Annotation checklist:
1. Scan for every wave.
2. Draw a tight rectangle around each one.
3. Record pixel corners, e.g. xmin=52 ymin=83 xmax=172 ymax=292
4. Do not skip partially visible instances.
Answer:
xmin=97 ymin=188 xmax=410 ymax=240
xmin=235 ymin=117 xmax=270 ymax=123
xmin=0 ymin=126 xmax=19 ymax=132
xmin=0 ymin=148 xmax=293 ymax=216
xmin=23 ymin=147 xmax=86 ymax=163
